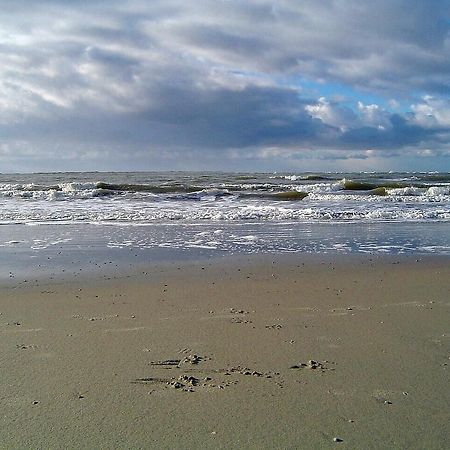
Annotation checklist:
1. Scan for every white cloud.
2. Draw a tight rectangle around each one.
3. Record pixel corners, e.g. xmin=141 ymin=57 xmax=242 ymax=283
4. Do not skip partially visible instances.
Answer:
xmin=305 ymin=98 xmax=392 ymax=131
xmin=305 ymin=97 xmax=356 ymax=131
xmin=357 ymin=102 xmax=391 ymax=129
xmin=411 ymin=96 xmax=450 ymax=128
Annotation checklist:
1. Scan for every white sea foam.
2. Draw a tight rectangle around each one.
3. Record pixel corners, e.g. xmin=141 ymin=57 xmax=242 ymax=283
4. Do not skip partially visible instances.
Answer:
xmin=387 ymin=187 xmax=425 ymax=196
xmin=426 ymin=186 xmax=450 ymax=197
xmin=59 ymin=182 xmax=98 ymax=191
xmin=0 ymin=173 xmax=448 ymax=228
xmin=0 ymin=201 xmax=449 ymax=224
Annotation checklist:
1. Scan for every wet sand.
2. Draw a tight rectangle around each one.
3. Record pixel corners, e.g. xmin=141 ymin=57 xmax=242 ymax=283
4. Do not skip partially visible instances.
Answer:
xmin=0 ymin=254 xmax=449 ymax=449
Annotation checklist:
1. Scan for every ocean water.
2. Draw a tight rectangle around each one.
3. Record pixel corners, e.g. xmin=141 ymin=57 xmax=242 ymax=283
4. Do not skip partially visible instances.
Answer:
xmin=1 ymin=171 xmax=449 ymax=224
xmin=0 ymin=171 xmax=449 ymax=274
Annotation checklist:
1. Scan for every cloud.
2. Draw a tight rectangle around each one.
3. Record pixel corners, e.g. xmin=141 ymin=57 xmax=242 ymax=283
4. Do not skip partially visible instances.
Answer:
xmin=411 ymin=96 xmax=450 ymax=128
xmin=0 ymin=0 xmax=449 ymax=171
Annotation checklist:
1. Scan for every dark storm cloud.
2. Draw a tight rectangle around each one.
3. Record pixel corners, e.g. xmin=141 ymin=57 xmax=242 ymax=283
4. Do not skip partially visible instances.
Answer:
xmin=340 ymin=116 xmax=433 ymax=149
xmin=0 ymin=0 xmax=449 ymax=171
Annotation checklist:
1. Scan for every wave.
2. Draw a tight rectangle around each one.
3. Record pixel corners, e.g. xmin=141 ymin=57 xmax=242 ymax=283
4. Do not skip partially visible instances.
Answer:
xmin=340 ymin=179 xmax=418 ymax=191
xmin=1 ymin=204 xmax=448 ymax=225
xmin=0 ymin=176 xmax=448 ymax=206
xmin=0 ymin=180 xmax=310 ymax=201
xmin=426 ymin=186 xmax=450 ymax=197
xmin=385 ymin=186 xmax=450 ymax=197
xmin=272 ymin=191 xmax=309 ymax=201
xmin=369 ymin=187 xmax=388 ymax=196
xmin=269 ymin=174 xmax=334 ymax=181
xmin=239 ymin=191 xmax=309 ymax=201
xmin=338 ymin=179 xmax=450 ymax=198
xmin=421 ymin=174 xmax=450 ymax=182
xmin=387 ymin=186 xmax=425 ymax=196
xmin=95 ymin=182 xmax=202 ymax=194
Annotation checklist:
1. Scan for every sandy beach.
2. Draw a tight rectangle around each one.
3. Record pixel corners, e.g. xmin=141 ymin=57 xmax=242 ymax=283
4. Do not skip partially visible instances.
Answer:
xmin=2 ymin=0 xmax=450 ymax=446
xmin=0 ymin=253 xmax=449 ymax=449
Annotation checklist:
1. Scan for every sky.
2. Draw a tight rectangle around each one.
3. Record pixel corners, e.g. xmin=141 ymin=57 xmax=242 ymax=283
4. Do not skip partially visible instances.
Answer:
xmin=0 ymin=0 xmax=449 ymax=173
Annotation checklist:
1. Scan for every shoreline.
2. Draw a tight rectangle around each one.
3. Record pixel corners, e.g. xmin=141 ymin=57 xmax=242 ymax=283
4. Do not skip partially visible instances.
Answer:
xmin=1 ymin=221 xmax=450 ymax=284
xmin=2 ymin=248 xmax=450 ymax=288
xmin=1 ymin=252 xmax=449 ymax=449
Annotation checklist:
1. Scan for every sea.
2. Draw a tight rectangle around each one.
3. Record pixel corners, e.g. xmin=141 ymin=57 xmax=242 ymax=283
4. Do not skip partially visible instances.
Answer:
xmin=1 ymin=171 xmax=449 ymax=279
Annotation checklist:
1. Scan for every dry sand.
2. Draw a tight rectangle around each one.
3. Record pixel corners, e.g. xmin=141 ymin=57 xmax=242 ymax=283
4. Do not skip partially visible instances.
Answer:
xmin=0 ymin=254 xmax=449 ymax=449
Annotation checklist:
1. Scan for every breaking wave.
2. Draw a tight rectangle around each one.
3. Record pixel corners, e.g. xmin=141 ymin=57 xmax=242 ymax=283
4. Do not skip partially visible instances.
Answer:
xmin=0 ymin=171 xmax=448 ymax=225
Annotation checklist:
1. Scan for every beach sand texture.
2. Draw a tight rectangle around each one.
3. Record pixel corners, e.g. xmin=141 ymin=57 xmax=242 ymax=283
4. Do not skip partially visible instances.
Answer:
xmin=1 ymin=255 xmax=449 ymax=449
